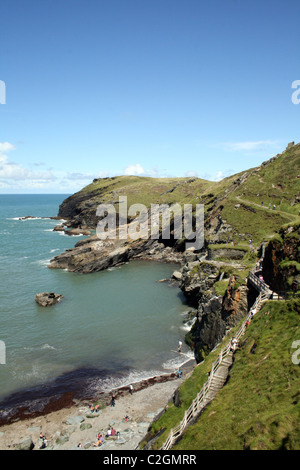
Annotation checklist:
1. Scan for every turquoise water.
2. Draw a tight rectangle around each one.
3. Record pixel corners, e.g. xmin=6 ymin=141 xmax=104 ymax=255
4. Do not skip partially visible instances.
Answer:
xmin=0 ymin=195 xmax=192 ymax=415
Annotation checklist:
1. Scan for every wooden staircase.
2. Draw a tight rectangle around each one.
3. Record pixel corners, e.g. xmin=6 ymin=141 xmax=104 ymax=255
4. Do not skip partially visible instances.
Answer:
xmin=160 ymin=262 xmax=273 ymax=450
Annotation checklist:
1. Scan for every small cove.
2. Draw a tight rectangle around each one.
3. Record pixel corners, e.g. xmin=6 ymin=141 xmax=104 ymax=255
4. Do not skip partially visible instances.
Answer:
xmin=0 ymin=195 xmax=194 ymax=419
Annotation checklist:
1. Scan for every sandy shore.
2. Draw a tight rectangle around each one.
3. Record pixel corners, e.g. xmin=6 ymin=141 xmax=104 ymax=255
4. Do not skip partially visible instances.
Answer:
xmin=0 ymin=361 xmax=196 ymax=451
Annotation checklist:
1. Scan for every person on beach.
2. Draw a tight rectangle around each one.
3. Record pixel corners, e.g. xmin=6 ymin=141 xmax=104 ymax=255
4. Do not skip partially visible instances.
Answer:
xmin=39 ymin=432 xmax=48 ymax=448
xmin=93 ymin=439 xmax=102 ymax=447
xmin=178 ymin=341 xmax=182 ymax=354
xmin=129 ymin=384 xmax=133 ymax=395
xmin=110 ymin=394 xmax=115 ymax=407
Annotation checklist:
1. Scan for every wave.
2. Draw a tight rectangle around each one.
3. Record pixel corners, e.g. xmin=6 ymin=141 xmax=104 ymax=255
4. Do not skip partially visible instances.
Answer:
xmin=23 ymin=343 xmax=59 ymax=352
xmin=180 ymin=318 xmax=197 ymax=332
xmin=88 ymin=368 xmax=168 ymax=394
xmin=57 ymin=231 xmax=84 ymax=237
xmin=162 ymin=350 xmax=194 ymax=371
xmin=7 ymin=217 xmax=67 ymax=223
xmin=32 ymin=259 xmax=51 ymax=267
xmin=8 ymin=216 xmax=44 ymax=221
xmin=0 ymin=353 xmax=195 ymax=425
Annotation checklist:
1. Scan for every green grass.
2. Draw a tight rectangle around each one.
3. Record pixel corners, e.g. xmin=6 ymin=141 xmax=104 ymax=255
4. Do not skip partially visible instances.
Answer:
xmin=208 ymin=243 xmax=250 ymax=251
xmin=214 ymin=279 xmax=230 ymax=296
xmin=172 ymin=299 xmax=300 ymax=450
xmin=63 ymin=143 xmax=300 ymax=247
xmin=202 ymin=144 xmax=300 ymax=244
xmin=147 ymin=325 xmax=244 ymax=449
xmin=77 ymin=175 xmax=216 ymax=209
xmin=234 ymin=145 xmax=300 ymax=211
xmin=221 ymin=198 xmax=290 ymax=243
xmin=279 ymin=260 xmax=300 ymax=272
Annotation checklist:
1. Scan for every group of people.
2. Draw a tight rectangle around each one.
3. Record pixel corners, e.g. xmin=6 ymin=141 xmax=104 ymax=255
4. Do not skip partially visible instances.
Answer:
xmin=105 ymin=427 xmax=119 ymax=438
xmin=39 ymin=432 xmax=48 ymax=449
xmin=261 ymin=202 xmax=276 ymax=210
xmin=88 ymin=403 xmax=100 ymax=413
xmin=81 ymin=427 xmax=121 ymax=448
xmin=91 ymin=432 xmax=105 ymax=447
xmin=256 ymin=260 xmax=263 ymax=272
xmin=230 ymin=307 xmax=257 ymax=352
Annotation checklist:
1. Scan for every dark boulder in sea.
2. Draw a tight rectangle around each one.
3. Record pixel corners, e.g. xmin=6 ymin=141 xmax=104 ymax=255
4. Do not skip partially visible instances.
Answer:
xmin=35 ymin=292 xmax=64 ymax=307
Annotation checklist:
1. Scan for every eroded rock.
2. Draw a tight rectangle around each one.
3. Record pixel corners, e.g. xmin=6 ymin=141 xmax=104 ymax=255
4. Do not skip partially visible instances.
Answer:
xmin=35 ymin=292 xmax=64 ymax=307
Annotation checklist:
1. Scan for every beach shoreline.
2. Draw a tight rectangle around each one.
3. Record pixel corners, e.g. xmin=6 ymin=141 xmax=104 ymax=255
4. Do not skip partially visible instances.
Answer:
xmin=0 ymin=359 xmax=196 ymax=450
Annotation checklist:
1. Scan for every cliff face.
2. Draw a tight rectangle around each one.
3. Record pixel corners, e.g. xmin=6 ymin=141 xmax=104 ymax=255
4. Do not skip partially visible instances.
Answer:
xmin=57 ymin=175 xmax=211 ymax=230
xmin=179 ymin=254 xmax=250 ymax=362
xmin=50 ymin=143 xmax=300 ymax=362
xmin=262 ymin=224 xmax=300 ymax=293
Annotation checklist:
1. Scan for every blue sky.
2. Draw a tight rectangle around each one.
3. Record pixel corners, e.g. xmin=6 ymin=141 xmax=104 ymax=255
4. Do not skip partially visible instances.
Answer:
xmin=0 ymin=0 xmax=299 ymax=193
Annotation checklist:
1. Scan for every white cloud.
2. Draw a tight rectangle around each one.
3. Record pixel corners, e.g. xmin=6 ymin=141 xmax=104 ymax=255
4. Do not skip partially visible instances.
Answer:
xmin=0 ymin=142 xmax=116 ymax=192
xmin=96 ymin=170 xmax=110 ymax=178
xmin=123 ymin=163 xmax=165 ymax=178
xmin=124 ymin=163 xmax=145 ymax=176
xmin=214 ymin=171 xmax=224 ymax=181
xmin=214 ymin=140 xmax=281 ymax=153
xmin=0 ymin=142 xmax=56 ymax=182
xmin=0 ymin=142 xmax=16 ymax=153
xmin=185 ymin=170 xmax=198 ymax=177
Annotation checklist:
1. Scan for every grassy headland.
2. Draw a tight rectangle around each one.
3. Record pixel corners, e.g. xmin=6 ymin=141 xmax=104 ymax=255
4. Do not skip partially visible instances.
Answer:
xmin=146 ymin=299 xmax=300 ymax=450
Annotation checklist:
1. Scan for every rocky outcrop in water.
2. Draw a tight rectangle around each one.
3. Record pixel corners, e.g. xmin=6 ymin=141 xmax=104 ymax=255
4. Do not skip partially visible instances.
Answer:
xmin=48 ymin=235 xmax=183 ymax=273
xmin=35 ymin=293 xmax=64 ymax=307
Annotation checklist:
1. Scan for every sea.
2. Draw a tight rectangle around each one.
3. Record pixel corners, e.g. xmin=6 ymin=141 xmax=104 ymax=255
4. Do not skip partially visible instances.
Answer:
xmin=0 ymin=194 xmax=194 ymax=421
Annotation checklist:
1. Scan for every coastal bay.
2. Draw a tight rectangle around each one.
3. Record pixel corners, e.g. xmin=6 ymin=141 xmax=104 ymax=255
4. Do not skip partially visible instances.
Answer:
xmin=0 ymin=195 xmax=194 ymax=432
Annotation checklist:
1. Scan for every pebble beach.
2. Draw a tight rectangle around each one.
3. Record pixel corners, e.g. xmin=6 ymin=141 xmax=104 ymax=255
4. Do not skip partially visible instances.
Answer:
xmin=0 ymin=360 xmax=196 ymax=451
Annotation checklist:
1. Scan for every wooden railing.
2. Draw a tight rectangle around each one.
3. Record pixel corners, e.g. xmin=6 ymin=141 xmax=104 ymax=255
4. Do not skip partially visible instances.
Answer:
xmin=160 ymin=274 xmax=271 ymax=450
xmin=248 ymin=270 xmax=272 ymax=295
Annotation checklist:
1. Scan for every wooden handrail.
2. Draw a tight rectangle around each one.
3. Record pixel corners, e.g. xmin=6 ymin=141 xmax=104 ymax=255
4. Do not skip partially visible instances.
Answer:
xmin=160 ymin=268 xmax=273 ymax=450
